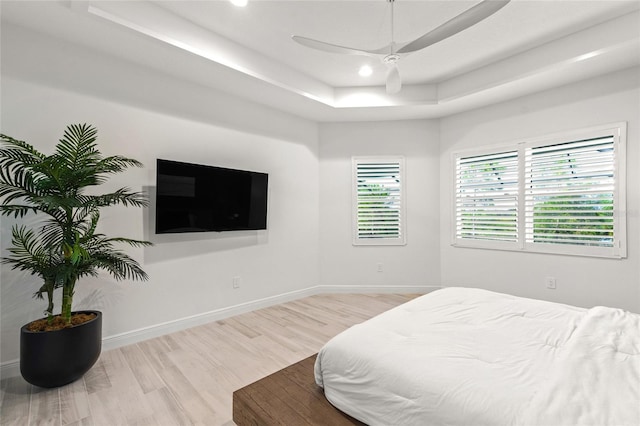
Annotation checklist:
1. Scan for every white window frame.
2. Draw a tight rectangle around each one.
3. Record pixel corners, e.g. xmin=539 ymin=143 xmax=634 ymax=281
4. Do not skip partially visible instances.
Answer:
xmin=452 ymin=122 xmax=627 ymax=259
xmin=352 ymin=156 xmax=406 ymax=246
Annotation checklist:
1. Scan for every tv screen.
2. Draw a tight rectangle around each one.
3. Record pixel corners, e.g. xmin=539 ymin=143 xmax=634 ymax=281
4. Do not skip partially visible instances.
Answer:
xmin=155 ymin=159 xmax=268 ymax=234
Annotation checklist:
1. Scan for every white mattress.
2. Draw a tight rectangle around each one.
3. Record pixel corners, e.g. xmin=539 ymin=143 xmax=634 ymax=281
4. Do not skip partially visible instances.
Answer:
xmin=314 ymin=287 xmax=640 ymax=426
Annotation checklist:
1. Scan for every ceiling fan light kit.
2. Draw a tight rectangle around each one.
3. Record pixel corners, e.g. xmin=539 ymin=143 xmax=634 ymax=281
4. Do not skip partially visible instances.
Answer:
xmin=292 ymin=0 xmax=511 ymax=94
xmin=383 ymin=53 xmax=402 ymax=94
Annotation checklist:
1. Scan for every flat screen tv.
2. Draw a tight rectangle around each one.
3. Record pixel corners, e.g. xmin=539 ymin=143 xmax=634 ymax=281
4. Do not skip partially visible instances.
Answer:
xmin=155 ymin=159 xmax=268 ymax=234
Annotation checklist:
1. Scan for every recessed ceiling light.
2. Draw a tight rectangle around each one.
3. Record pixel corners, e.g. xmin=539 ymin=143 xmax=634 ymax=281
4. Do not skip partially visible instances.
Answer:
xmin=359 ymin=65 xmax=373 ymax=77
xmin=230 ymin=0 xmax=248 ymax=7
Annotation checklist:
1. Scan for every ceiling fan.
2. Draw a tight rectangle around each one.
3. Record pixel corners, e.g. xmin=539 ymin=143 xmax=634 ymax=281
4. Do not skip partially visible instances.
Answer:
xmin=292 ymin=0 xmax=511 ymax=94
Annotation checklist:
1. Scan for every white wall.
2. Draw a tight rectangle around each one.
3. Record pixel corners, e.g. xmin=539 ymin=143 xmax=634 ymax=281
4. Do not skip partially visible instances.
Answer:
xmin=0 ymin=25 xmax=320 ymax=364
xmin=319 ymin=120 xmax=441 ymax=290
xmin=440 ymin=67 xmax=640 ymax=313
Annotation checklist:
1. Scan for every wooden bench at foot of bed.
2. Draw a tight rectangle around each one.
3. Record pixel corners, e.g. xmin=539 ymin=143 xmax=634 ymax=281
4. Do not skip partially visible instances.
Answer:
xmin=233 ymin=354 xmax=365 ymax=426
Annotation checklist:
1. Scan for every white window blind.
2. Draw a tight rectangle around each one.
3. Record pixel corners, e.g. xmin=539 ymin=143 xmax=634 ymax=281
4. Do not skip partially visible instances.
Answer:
xmin=452 ymin=123 xmax=626 ymax=258
xmin=455 ymin=150 xmax=519 ymax=245
xmin=525 ymin=136 xmax=615 ymax=248
xmin=353 ymin=157 xmax=406 ymax=246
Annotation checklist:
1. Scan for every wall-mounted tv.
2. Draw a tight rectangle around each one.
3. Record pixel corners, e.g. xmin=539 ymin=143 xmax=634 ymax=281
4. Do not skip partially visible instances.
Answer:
xmin=155 ymin=159 xmax=268 ymax=234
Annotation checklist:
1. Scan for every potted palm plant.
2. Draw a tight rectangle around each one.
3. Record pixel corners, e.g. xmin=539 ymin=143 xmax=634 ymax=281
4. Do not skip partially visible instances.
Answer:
xmin=0 ymin=123 xmax=151 ymax=388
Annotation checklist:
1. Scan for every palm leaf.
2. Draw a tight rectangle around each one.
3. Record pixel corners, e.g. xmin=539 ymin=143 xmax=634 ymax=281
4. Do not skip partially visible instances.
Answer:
xmin=0 ymin=167 xmax=43 ymax=205
xmin=39 ymin=223 xmax=65 ymax=250
xmin=90 ymin=250 xmax=149 ymax=281
xmin=56 ymin=124 xmax=99 ymax=170
xmin=2 ymin=226 xmax=61 ymax=277
xmin=95 ymin=155 xmax=144 ymax=174
xmin=101 ymin=237 xmax=153 ymax=248
xmin=0 ymin=135 xmax=46 ymax=165
xmin=87 ymin=189 xmax=149 ymax=208
xmin=0 ymin=205 xmax=39 ymax=218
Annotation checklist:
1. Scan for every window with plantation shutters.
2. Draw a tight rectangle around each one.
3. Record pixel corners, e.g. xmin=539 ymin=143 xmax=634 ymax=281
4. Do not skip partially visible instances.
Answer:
xmin=353 ymin=157 xmax=406 ymax=246
xmin=455 ymin=150 xmax=519 ymax=247
xmin=525 ymin=136 xmax=615 ymax=249
xmin=452 ymin=123 xmax=626 ymax=258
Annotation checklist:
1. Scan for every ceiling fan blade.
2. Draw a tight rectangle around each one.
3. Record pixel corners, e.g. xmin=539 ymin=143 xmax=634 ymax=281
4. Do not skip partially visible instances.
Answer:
xmin=397 ymin=0 xmax=510 ymax=54
xmin=292 ymin=35 xmax=378 ymax=56
xmin=386 ymin=64 xmax=402 ymax=94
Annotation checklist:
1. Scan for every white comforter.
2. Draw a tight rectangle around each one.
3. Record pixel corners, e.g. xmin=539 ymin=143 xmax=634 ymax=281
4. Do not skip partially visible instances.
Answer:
xmin=314 ymin=287 xmax=640 ymax=426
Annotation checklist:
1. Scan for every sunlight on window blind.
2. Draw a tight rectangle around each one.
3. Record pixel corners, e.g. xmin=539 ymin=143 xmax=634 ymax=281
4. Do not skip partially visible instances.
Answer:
xmin=355 ymin=160 xmax=403 ymax=241
xmin=525 ymin=136 xmax=615 ymax=247
xmin=455 ymin=151 xmax=519 ymax=242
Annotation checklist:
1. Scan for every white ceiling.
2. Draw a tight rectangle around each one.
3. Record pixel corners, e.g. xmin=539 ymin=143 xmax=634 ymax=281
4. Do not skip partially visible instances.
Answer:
xmin=2 ymin=0 xmax=640 ymax=122
xmin=157 ymin=0 xmax=638 ymax=86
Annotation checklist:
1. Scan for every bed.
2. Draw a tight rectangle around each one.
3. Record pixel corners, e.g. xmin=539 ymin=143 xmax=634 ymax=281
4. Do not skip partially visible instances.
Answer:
xmin=314 ymin=287 xmax=640 ymax=426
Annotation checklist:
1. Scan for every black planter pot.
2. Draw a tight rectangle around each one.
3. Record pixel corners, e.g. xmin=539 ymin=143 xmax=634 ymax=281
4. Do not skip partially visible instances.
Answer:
xmin=20 ymin=310 xmax=102 ymax=388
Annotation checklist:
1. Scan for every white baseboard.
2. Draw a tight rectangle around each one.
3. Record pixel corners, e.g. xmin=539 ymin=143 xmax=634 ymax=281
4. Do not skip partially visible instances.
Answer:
xmin=1 ymin=360 xmax=20 ymax=381
xmin=102 ymin=286 xmax=321 ymax=351
xmin=0 ymin=284 xmax=440 ymax=380
xmin=318 ymin=285 xmax=439 ymax=294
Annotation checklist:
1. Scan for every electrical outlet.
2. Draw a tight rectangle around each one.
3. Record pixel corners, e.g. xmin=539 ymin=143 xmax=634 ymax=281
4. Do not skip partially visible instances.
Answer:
xmin=232 ymin=276 xmax=241 ymax=289
xmin=377 ymin=263 xmax=384 ymax=272
xmin=545 ymin=276 xmax=556 ymax=289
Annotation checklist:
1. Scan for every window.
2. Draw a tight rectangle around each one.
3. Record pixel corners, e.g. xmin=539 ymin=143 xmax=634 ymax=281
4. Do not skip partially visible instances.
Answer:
xmin=353 ymin=157 xmax=406 ymax=246
xmin=453 ymin=123 xmax=626 ymax=258
xmin=455 ymin=150 xmax=519 ymax=249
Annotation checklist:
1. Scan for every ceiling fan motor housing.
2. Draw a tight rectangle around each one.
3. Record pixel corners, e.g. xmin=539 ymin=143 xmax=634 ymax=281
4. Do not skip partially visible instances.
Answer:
xmin=383 ymin=54 xmax=400 ymax=65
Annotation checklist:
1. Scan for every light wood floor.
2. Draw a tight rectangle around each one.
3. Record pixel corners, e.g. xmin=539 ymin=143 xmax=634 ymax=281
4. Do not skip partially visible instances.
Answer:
xmin=0 ymin=293 xmax=417 ymax=426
